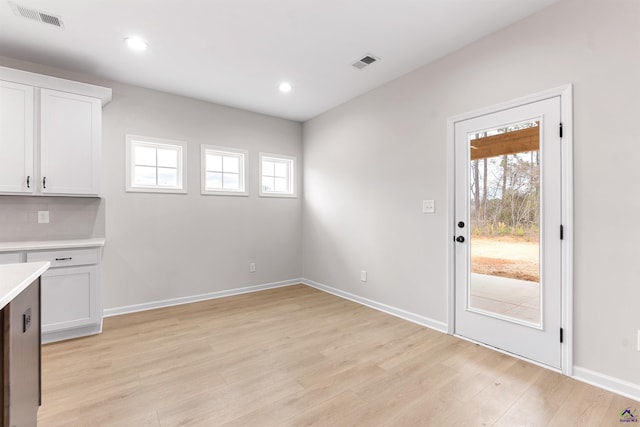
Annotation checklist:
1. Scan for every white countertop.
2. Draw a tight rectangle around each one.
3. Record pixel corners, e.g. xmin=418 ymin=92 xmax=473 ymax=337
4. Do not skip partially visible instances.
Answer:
xmin=0 ymin=238 xmax=105 ymax=252
xmin=0 ymin=262 xmax=50 ymax=309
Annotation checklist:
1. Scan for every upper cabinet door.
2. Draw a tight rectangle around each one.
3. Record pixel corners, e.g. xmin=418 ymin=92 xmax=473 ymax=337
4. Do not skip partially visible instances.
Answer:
xmin=0 ymin=81 xmax=34 ymax=193
xmin=40 ymin=89 xmax=101 ymax=196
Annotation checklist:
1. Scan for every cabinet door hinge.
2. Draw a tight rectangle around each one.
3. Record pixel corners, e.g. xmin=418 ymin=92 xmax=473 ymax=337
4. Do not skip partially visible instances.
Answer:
xmin=560 ymin=225 xmax=564 ymax=240
xmin=559 ymin=122 xmax=563 ymax=138
xmin=560 ymin=328 xmax=564 ymax=343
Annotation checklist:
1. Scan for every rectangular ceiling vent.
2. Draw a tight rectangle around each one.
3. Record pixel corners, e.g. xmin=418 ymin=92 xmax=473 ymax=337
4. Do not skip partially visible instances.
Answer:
xmin=352 ymin=54 xmax=380 ymax=70
xmin=9 ymin=1 xmax=64 ymax=28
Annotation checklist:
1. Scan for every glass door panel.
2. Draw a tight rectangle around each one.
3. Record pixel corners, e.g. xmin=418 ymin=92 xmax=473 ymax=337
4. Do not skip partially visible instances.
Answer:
xmin=467 ymin=120 xmax=541 ymax=326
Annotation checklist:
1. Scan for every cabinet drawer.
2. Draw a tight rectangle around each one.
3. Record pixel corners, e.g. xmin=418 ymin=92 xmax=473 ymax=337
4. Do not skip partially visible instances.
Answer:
xmin=27 ymin=248 xmax=99 ymax=267
xmin=0 ymin=252 xmax=21 ymax=264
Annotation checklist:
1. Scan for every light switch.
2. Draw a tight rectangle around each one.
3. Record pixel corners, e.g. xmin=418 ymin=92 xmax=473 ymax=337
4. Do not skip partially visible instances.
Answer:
xmin=37 ymin=211 xmax=49 ymax=224
xmin=422 ymin=200 xmax=435 ymax=214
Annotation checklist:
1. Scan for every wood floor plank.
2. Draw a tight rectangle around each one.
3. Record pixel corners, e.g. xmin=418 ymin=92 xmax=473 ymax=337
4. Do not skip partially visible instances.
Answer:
xmin=493 ymin=369 xmax=576 ymax=426
xmin=37 ymin=284 xmax=638 ymax=426
xmin=546 ymin=382 xmax=617 ymax=427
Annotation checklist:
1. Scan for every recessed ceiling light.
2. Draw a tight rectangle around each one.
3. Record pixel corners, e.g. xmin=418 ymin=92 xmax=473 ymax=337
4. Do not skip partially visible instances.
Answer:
xmin=124 ymin=36 xmax=148 ymax=51
xmin=279 ymin=82 xmax=292 ymax=93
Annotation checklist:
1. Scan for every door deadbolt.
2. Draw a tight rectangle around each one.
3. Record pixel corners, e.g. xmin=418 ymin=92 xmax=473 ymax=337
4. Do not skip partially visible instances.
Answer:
xmin=456 ymin=236 xmax=465 ymax=243
xmin=457 ymin=221 xmax=465 ymax=228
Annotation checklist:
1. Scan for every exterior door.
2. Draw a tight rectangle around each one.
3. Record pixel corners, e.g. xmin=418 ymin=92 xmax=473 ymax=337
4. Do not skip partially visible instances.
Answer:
xmin=454 ymin=96 xmax=562 ymax=369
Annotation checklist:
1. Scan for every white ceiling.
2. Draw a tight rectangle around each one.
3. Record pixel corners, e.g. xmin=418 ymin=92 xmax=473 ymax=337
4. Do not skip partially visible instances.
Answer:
xmin=0 ymin=0 xmax=559 ymax=122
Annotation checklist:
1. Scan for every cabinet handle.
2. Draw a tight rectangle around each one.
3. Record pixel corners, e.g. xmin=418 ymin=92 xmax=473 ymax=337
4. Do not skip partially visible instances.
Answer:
xmin=43 ymin=177 xmax=47 ymax=189
xmin=26 ymin=176 xmax=30 ymax=188
xmin=54 ymin=257 xmax=72 ymax=261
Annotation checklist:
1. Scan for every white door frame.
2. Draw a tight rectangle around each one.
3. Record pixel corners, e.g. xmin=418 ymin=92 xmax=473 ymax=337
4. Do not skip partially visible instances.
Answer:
xmin=446 ymin=85 xmax=573 ymax=375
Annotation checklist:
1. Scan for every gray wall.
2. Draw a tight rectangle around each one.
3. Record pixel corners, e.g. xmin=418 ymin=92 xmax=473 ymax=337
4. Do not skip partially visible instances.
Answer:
xmin=0 ymin=56 xmax=303 ymax=310
xmin=102 ymin=83 xmax=302 ymax=308
xmin=302 ymin=0 xmax=640 ymax=388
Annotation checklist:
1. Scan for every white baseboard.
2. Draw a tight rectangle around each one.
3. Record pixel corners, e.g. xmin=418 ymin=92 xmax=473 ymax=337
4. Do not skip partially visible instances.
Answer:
xmin=573 ymin=366 xmax=640 ymax=403
xmin=302 ymin=278 xmax=448 ymax=334
xmin=103 ymin=278 xmax=302 ymax=317
xmin=42 ymin=323 xmax=102 ymax=345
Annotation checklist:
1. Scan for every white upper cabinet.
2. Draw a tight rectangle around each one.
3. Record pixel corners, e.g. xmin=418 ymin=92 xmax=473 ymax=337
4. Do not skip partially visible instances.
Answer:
xmin=0 ymin=66 xmax=111 ymax=197
xmin=40 ymin=89 xmax=101 ymax=195
xmin=0 ymin=81 xmax=34 ymax=193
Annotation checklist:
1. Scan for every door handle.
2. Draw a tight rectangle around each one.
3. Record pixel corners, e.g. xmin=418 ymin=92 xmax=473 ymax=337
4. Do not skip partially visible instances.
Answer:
xmin=456 ymin=236 xmax=465 ymax=243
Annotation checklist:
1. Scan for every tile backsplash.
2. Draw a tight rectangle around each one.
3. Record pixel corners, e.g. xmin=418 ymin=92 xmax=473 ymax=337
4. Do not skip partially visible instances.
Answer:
xmin=0 ymin=196 xmax=104 ymax=242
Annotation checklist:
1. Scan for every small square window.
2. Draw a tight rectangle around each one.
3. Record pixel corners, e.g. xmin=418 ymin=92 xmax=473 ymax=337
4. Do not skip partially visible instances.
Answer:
xmin=201 ymin=145 xmax=248 ymax=196
xmin=259 ymin=153 xmax=296 ymax=197
xmin=126 ymin=135 xmax=187 ymax=194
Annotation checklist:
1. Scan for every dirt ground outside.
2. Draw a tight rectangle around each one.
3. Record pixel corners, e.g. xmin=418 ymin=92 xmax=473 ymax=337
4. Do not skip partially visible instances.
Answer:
xmin=471 ymin=236 xmax=540 ymax=282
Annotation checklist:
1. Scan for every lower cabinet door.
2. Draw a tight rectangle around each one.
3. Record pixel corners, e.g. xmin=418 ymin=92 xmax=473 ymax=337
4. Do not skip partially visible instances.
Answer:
xmin=41 ymin=265 xmax=99 ymax=333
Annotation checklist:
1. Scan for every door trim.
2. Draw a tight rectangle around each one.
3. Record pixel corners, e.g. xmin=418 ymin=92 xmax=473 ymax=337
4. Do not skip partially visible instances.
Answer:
xmin=446 ymin=85 xmax=573 ymax=375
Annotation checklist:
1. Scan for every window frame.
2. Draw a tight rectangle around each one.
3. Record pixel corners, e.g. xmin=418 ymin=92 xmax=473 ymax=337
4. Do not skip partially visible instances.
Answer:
xmin=125 ymin=134 xmax=188 ymax=194
xmin=259 ymin=152 xmax=297 ymax=198
xmin=200 ymin=144 xmax=249 ymax=196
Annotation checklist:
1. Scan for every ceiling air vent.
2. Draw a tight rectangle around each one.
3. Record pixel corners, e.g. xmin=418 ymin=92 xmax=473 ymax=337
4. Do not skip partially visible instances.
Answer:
xmin=9 ymin=1 xmax=64 ymax=28
xmin=352 ymin=54 xmax=380 ymax=70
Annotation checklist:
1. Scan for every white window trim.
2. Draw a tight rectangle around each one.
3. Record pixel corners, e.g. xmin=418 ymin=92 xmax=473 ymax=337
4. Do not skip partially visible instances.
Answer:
xmin=259 ymin=152 xmax=297 ymax=198
xmin=125 ymin=134 xmax=188 ymax=194
xmin=200 ymin=144 xmax=249 ymax=196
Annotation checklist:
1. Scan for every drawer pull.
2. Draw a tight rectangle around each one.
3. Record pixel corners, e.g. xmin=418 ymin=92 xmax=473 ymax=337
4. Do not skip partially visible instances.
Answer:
xmin=55 ymin=257 xmax=73 ymax=261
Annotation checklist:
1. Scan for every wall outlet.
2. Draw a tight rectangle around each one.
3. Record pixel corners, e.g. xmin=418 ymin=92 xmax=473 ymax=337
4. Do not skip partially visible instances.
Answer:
xmin=37 ymin=211 xmax=50 ymax=224
xmin=360 ymin=270 xmax=367 ymax=282
xmin=422 ymin=199 xmax=435 ymax=214
xmin=249 ymin=263 xmax=256 ymax=273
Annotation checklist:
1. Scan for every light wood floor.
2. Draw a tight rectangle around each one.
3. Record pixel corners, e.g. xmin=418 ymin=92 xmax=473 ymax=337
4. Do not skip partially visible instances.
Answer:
xmin=38 ymin=285 xmax=636 ymax=426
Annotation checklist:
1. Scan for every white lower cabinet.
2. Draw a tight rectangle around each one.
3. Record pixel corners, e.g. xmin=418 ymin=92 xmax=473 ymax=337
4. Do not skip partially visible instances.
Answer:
xmin=39 ymin=266 xmax=99 ymax=335
xmin=25 ymin=246 xmax=102 ymax=343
